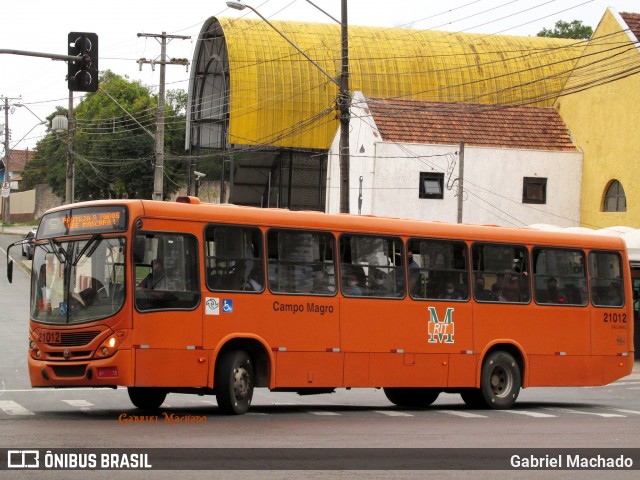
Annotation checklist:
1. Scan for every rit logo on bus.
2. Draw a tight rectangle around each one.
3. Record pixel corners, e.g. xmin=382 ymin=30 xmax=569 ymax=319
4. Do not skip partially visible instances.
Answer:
xmin=427 ymin=306 xmax=455 ymax=344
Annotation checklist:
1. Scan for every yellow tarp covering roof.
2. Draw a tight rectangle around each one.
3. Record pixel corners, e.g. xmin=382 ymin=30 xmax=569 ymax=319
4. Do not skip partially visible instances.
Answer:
xmin=219 ymin=17 xmax=582 ymax=150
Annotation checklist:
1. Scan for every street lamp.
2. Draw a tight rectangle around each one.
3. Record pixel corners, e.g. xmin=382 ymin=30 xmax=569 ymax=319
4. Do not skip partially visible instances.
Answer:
xmin=52 ymin=104 xmax=74 ymax=205
xmin=225 ymin=0 xmax=351 ymax=213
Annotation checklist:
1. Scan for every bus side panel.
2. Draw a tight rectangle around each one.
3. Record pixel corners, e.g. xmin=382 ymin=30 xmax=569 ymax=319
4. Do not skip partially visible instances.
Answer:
xmin=602 ymin=355 xmax=634 ymax=384
xmin=274 ymin=352 xmax=343 ymax=388
xmin=447 ymin=354 xmax=477 ymax=387
xmin=590 ymin=307 xmax=633 ymax=356
xmin=343 ymin=352 xmax=370 ymax=387
xmin=134 ymin=349 xmax=209 ymax=387
xmin=368 ymin=353 xmax=448 ymax=387
xmin=527 ymin=355 xmax=602 ymax=386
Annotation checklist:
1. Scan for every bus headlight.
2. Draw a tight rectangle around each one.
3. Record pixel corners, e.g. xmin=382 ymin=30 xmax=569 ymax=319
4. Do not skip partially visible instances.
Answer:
xmin=98 ymin=336 xmax=118 ymax=357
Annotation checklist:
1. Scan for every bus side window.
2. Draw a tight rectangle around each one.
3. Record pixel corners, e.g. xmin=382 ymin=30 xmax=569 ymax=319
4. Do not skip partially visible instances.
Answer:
xmin=532 ymin=248 xmax=587 ymax=306
xmin=339 ymin=234 xmax=405 ymax=298
xmin=134 ymin=233 xmax=200 ymax=311
xmin=589 ymin=251 xmax=624 ymax=307
xmin=204 ymin=225 xmax=263 ymax=293
xmin=407 ymin=238 xmax=469 ymax=301
xmin=266 ymin=229 xmax=336 ymax=295
xmin=472 ymin=243 xmax=530 ymax=303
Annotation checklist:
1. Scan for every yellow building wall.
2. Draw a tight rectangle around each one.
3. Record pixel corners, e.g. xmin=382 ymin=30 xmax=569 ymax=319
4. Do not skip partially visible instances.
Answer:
xmin=555 ymin=9 xmax=640 ymax=228
xmin=219 ymin=18 xmax=581 ymax=150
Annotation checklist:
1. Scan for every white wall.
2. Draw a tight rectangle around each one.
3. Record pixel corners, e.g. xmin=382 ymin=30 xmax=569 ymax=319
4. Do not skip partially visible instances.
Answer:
xmin=327 ymin=95 xmax=583 ymax=228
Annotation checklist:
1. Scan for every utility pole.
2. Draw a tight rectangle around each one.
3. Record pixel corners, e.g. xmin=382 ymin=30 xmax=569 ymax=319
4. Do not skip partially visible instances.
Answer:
xmin=338 ymin=0 xmax=350 ymax=214
xmin=1 ymin=96 xmax=21 ymax=224
xmin=457 ymin=141 xmax=465 ymax=224
xmin=65 ymin=92 xmax=74 ymax=204
xmin=137 ymin=32 xmax=190 ymax=201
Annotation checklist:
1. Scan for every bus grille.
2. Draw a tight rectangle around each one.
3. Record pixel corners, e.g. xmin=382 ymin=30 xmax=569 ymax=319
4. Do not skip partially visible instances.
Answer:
xmin=51 ymin=365 xmax=87 ymax=378
xmin=47 ymin=331 xmax=101 ymax=347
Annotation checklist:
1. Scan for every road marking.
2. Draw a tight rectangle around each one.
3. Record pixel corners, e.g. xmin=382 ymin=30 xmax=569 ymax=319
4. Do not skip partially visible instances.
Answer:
xmin=544 ymin=407 xmax=625 ymax=418
xmin=0 ymin=400 xmax=35 ymax=416
xmin=501 ymin=410 xmax=556 ymax=418
xmin=375 ymin=410 xmax=414 ymax=417
xmin=608 ymin=408 xmax=640 ymax=415
xmin=438 ymin=410 xmax=487 ymax=418
xmin=62 ymin=400 xmax=94 ymax=410
xmin=307 ymin=411 xmax=341 ymax=416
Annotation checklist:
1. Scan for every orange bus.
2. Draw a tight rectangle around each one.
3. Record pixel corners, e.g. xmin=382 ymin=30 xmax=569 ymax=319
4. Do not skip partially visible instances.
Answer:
xmin=7 ymin=198 xmax=634 ymax=414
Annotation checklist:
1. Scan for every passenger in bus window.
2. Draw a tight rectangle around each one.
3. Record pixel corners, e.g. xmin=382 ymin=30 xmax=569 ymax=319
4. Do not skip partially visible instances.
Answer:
xmin=503 ymin=274 xmax=523 ymax=302
xmin=138 ymin=259 xmax=166 ymax=290
xmin=370 ymin=269 xmax=388 ymax=296
xmin=474 ymin=276 xmax=492 ymax=301
xmin=344 ymin=273 xmax=362 ymax=296
xmin=541 ymin=277 xmax=566 ymax=304
xmin=439 ymin=282 xmax=461 ymax=300
xmin=312 ymin=269 xmax=333 ymax=294
xmin=491 ymin=282 xmax=507 ymax=302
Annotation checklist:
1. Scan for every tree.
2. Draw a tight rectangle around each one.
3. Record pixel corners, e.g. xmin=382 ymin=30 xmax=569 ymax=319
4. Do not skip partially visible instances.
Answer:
xmin=537 ymin=20 xmax=593 ymax=40
xmin=22 ymin=71 xmax=187 ymax=200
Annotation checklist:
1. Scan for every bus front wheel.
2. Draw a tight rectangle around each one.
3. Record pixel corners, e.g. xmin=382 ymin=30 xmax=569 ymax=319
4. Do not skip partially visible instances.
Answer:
xmin=475 ymin=351 xmax=521 ymax=409
xmin=127 ymin=387 xmax=167 ymax=409
xmin=383 ymin=388 xmax=440 ymax=407
xmin=215 ymin=350 xmax=254 ymax=415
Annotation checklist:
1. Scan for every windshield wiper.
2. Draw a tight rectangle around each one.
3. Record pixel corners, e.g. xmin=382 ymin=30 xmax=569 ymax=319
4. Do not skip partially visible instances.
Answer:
xmin=48 ymin=238 xmax=67 ymax=264
xmin=73 ymin=234 xmax=102 ymax=266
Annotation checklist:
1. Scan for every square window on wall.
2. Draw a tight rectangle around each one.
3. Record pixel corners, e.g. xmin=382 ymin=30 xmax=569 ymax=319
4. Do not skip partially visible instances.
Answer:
xmin=419 ymin=172 xmax=444 ymax=199
xmin=523 ymin=177 xmax=547 ymax=204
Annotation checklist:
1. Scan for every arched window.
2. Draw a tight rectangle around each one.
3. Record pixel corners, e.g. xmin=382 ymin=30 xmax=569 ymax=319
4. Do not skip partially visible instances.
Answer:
xmin=603 ymin=180 xmax=627 ymax=212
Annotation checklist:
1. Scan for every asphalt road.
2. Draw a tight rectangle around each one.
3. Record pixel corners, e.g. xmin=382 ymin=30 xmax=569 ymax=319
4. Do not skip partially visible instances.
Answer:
xmin=1 ymin=232 xmax=639 ymax=479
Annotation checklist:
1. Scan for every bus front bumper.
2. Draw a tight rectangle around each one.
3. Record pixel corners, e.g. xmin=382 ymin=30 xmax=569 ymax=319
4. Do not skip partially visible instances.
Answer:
xmin=28 ymin=349 xmax=133 ymax=388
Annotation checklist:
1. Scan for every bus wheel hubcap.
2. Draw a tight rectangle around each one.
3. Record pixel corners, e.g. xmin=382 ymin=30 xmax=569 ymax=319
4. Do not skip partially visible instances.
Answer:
xmin=234 ymin=367 xmax=250 ymax=400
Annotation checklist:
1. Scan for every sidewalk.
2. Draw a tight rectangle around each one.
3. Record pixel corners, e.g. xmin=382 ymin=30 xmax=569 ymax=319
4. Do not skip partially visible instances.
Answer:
xmin=0 ymin=225 xmax=34 ymax=236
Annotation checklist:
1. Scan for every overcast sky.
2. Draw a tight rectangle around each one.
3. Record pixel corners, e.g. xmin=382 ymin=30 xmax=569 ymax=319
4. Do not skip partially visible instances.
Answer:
xmin=1 ymin=0 xmax=638 ymax=152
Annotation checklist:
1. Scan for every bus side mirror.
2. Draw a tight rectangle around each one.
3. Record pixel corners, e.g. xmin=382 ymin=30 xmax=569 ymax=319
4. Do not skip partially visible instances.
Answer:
xmin=7 ymin=259 xmax=13 ymax=284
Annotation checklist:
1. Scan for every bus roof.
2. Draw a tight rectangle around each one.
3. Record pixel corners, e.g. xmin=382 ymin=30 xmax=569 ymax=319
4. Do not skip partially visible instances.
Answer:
xmin=49 ymin=199 xmax=628 ymax=253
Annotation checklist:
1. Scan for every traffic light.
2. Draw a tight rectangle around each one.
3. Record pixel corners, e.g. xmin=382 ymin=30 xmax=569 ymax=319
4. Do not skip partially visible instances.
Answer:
xmin=68 ymin=32 xmax=99 ymax=92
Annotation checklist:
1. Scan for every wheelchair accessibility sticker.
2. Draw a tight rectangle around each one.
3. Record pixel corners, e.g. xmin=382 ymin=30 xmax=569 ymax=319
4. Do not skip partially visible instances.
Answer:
xmin=222 ymin=299 xmax=233 ymax=313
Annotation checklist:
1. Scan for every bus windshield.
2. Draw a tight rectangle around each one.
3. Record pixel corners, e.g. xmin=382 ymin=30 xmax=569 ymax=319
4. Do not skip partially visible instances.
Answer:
xmin=30 ymin=236 xmax=127 ymax=325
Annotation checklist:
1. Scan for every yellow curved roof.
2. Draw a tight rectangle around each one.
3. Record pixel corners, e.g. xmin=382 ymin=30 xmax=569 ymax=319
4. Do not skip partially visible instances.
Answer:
xmin=219 ymin=17 xmax=582 ymax=150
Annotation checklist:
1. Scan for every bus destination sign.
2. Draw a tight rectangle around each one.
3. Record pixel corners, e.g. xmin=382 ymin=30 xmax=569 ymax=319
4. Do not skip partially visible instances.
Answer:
xmin=38 ymin=206 xmax=128 ymax=239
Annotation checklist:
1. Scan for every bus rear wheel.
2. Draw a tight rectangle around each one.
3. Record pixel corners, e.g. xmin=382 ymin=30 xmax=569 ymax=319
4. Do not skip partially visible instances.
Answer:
xmin=474 ymin=351 xmax=521 ymax=409
xmin=383 ymin=388 xmax=440 ymax=407
xmin=127 ymin=387 xmax=167 ymax=409
xmin=215 ymin=350 xmax=254 ymax=415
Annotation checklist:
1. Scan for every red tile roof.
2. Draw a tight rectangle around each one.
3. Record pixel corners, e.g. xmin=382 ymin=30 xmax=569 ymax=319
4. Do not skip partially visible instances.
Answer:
xmin=620 ymin=12 xmax=640 ymax=40
xmin=4 ymin=149 xmax=33 ymax=173
xmin=365 ymin=98 xmax=577 ymax=152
